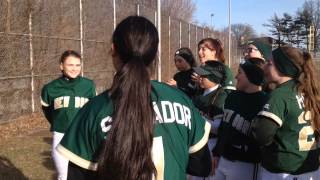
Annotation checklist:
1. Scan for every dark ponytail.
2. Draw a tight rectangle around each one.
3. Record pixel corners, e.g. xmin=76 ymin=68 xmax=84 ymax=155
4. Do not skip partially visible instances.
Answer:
xmin=98 ymin=16 xmax=159 ymax=180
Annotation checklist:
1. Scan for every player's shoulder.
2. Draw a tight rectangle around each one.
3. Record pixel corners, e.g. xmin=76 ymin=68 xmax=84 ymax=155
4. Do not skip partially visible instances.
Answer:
xmin=82 ymin=90 xmax=112 ymax=113
xmin=151 ymin=80 xmax=193 ymax=103
xmin=78 ymin=76 xmax=95 ymax=85
xmin=42 ymin=76 xmax=63 ymax=90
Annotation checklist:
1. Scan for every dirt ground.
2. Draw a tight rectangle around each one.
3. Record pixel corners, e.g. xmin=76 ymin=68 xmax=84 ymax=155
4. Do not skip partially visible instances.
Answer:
xmin=0 ymin=113 xmax=56 ymax=180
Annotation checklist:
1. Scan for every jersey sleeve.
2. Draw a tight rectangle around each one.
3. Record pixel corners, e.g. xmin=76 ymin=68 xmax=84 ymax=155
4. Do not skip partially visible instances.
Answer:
xmin=258 ymin=93 xmax=286 ymax=127
xmin=41 ymin=85 xmax=50 ymax=107
xmin=188 ymin=104 xmax=211 ymax=154
xmin=56 ymin=101 xmax=105 ymax=171
xmin=223 ymin=66 xmax=236 ymax=91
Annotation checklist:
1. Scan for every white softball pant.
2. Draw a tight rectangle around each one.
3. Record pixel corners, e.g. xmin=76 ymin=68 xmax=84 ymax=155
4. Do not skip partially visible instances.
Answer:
xmin=214 ymin=156 xmax=260 ymax=180
xmin=260 ymin=166 xmax=320 ymax=180
xmin=52 ymin=131 xmax=68 ymax=180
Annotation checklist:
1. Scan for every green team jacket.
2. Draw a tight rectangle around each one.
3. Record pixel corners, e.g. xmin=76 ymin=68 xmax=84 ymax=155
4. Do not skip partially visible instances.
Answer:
xmin=213 ymin=90 xmax=268 ymax=163
xmin=57 ymin=80 xmax=210 ymax=180
xmin=258 ymin=80 xmax=320 ymax=174
xmin=41 ymin=76 xmax=96 ymax=133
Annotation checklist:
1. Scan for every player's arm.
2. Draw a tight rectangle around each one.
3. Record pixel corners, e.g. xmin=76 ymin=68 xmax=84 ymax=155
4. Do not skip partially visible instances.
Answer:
xmin=41 ymin=87 xmax=53 ymax=124
xmin=41 ymin=106 xmax=53 ymax=124
xmin=187 ymin=144 xmax=211 ymax=177
xmin=250 ymin=115 xmax=279 ymax=146
xmin=67 ymin=161 xmax=97 ymax=180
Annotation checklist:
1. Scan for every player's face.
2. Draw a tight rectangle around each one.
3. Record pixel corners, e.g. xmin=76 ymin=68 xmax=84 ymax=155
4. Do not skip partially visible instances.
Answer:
xmin=245 ymin=44 xmax=263 ymax=59
xmin=199 ymin=76 xmax=216 ymax=89
xmin=198 ymin=44 xmax=216 ymax=65
xmin=60 ymin=56 xmax=81 ymax=79
xmin=263 ymin=59 xmax=281 ymax=84
xmin=174 ymin=57 xmax=191 ymax=71
xmin=236 ymin=67 xmax=251 ymax=91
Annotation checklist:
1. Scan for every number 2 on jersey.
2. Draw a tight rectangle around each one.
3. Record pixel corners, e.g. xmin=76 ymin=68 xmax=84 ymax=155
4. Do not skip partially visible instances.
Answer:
xmin=298 ymin=111 xmax=316 ymax=151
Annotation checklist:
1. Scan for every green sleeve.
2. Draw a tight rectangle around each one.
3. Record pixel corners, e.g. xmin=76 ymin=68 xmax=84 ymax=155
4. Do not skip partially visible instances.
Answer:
xmin=57 ymin=102 xmax=104 ymax=171
xmin=258 ymin=93 xmax=286 ymax=126
xmin=250 ymin=115 xmax=279 ymax=146
xmin=188 ymin=104 xmax=211 ymax=154
xmin=41 ymin=85 xmax=52 ymax=123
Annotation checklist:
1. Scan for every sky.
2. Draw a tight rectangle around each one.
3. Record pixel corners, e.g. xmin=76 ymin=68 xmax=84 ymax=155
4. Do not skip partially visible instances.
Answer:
xmin=194 ymin=0 xmax=306 ymax=36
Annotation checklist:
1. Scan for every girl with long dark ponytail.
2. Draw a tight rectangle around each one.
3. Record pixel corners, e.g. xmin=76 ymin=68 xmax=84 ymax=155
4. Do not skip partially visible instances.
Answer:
xmin=97 ymin=16 xmax=158 ymax=180
xmin=56 ymin=16 xmax=212 ymax=180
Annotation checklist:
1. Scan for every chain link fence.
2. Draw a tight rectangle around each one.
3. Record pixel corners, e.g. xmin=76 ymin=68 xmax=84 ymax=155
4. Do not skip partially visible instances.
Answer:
xmin=0 ymin=0 xmax=242 ymax=123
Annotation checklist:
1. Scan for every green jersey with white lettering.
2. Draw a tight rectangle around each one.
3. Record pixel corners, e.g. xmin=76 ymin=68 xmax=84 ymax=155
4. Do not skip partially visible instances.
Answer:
xmin=57 ymin=80 xmax=210 ymax=180
xmin=258 ymin=80 xmax=320 ymax=174
xmin=214 ymin=91 xmax=268 ymax=163
xmin=41 ymin=76 xmax=96 ymax=133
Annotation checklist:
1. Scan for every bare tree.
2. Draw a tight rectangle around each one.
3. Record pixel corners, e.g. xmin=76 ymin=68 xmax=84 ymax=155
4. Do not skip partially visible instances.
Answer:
xmin=231 ymin=23 xmax=257 ymax=47
xmin=161 ymin=0 xmax=196 ymax=22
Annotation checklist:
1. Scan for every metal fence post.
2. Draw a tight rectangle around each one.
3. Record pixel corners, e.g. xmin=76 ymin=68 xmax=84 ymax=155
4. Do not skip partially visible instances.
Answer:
xmin=79 ymin=0 xmax=84 ymax=76
xmin=29 ymin=8 xmax=35 ymax=113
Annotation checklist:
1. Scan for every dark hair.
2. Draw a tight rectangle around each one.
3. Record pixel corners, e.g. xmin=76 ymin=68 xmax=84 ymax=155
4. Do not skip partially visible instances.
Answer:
xmin=174 ymin=47 xmax=196 ymax=67
xmin=198 ymin=38 xmax=225 ymax=64
xmin=59 ymin=50 xmax=81 ymax=63
xmin=98 ymin=16 xmax=158 ymax=180
xmin=281 ymin=46 xmax=320 ymax=134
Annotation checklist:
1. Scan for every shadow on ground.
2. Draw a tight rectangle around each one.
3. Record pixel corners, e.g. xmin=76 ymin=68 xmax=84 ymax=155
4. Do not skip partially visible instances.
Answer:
xmin=0 ymin=156 xmax=28 ymax=180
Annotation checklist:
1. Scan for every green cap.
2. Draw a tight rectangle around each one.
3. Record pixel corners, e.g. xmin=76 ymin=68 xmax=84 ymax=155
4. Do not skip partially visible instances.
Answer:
xmin=193 ymin=61 xmax=225 ymax=84
xmin=248 ymin=38 xmax=272 ymax=61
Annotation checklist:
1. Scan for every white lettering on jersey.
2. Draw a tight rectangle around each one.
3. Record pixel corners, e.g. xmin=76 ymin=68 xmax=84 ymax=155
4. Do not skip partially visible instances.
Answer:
xmin=223 ymin=109 xmax=234 ymax=123
xmin=296 ymin=94 xmax=305 ymax=109
xmin=153 ymin=102 xmax=163 ymax=123
xmin=54 ymin=96 xmax=70 ymax=109
xmin=75 ymin=97 xmax=89 ymax=108
xmin=223 ymin=109 xmax=251 ymax=135
xmin=162 ymin=101 xmax=175 ymax=123
xmin=153 ymin=101 xmax=191 ymax=130
xmin=100 ymin=116 xmax=112 ymax=133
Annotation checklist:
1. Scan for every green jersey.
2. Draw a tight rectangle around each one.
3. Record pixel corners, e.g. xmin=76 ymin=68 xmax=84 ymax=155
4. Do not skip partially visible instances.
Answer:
xmin=193 ymin=86 xmax=227 ymax=120
xmin=41 ymin=76 xmax=96 ymax=133
xmin=258 ymin=80 xmax=320 ymax=174
xmin=214 ymin=91 xmax=268 ymax=163
xmin=57 ymin=80 xmax=210 ymax=180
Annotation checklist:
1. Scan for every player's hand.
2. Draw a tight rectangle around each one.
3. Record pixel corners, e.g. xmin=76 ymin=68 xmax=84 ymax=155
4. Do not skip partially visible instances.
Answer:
xmin=191 ymin=72 xmax=200 ymax=83
xmin=211 ymin=156 xmax=219 ymax=176
xmin=165 ymin=79 xmax=177 ymax=87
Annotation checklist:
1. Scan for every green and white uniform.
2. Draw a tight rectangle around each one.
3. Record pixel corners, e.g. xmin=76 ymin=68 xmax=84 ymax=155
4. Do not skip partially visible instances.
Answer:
xmin=41 ymin=75 xmax=96 ymax=180
xmin=258 ymin=80 xmax=320 ymax=176
xmin=41 ymin=76 xmax=96 ymax=132
xmin=213 ymin=90 xmax=268 ymax=180
xmin=57 ymin=80 xmax=211 ymax=180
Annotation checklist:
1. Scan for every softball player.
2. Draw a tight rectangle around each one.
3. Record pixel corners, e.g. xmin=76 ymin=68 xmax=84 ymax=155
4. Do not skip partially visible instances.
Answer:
xmin=41 ymin=50 xmax=96 ymax=180
xmin=212 ymin=58 xmax=267 ymax=180
xmin=166 ymin=47 xmax=197 ymax=98
xmin=193 ymin=38 xmax=236 ymax=92
xmin=251 ymin=46 xmax=320 ymax=180
xmin=57 ymin=16 xmax=212 ymax=180
xmin=189 ymin=61 xmax=227 ymax=180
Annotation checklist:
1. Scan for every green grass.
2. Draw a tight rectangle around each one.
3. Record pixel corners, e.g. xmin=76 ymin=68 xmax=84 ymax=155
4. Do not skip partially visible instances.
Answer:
xmin=0 ymin=130 xmax=56 ymax=180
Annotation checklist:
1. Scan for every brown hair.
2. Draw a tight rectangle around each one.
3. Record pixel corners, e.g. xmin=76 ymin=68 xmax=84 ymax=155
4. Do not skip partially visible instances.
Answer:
xmin=59 ymin=50 xmax=81 ymax=63
xmin=282 ymin=46 xmax=320 ymax=134
xmin=198 ymin=38 xmax=226 ymax=64
xmin=98 ymin=16 xmax=158 ymax=179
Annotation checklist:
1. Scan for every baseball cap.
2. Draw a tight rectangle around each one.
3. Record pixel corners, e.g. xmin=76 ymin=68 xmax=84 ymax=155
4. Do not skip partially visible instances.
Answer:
xmin=193 ymin=61 xmax=225 ymax=84
xmin=239 ymin=58 xmax=265 ymax=86
xmin=247 ymin=38 xmax=272 ymax=61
